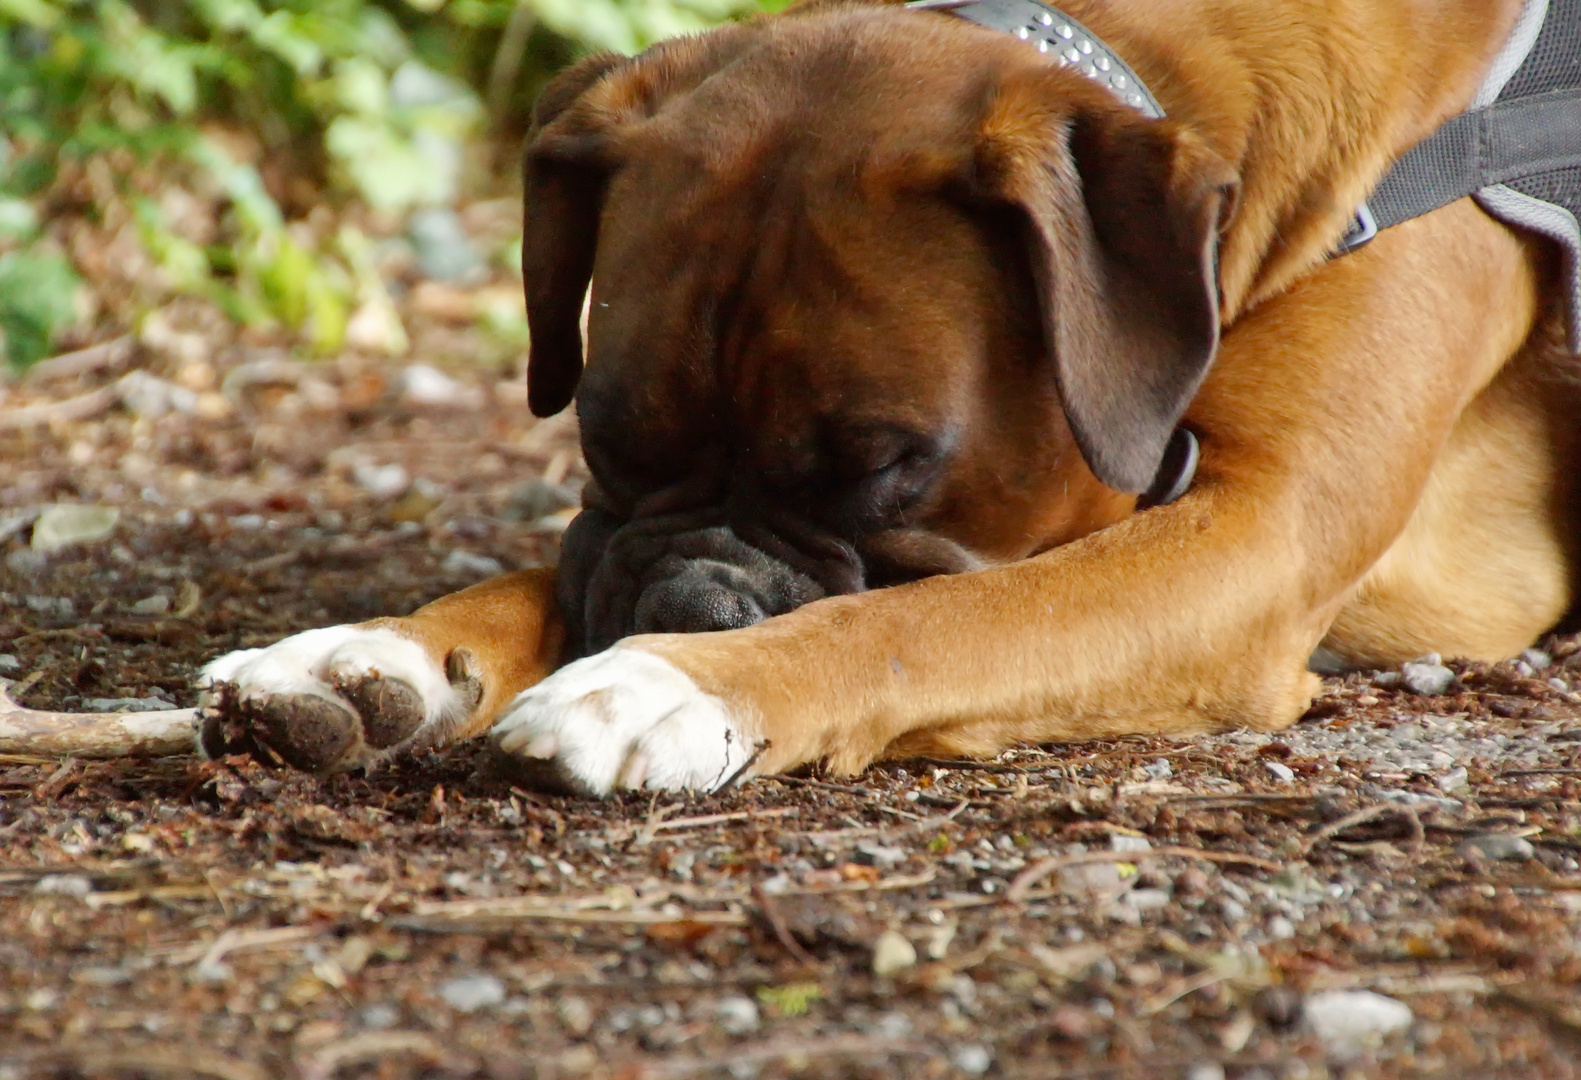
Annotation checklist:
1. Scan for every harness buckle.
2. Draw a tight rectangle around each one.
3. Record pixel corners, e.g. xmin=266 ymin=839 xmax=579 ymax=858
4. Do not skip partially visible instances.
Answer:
xmin=1336 ymin=202 xmax=1378 ymax=254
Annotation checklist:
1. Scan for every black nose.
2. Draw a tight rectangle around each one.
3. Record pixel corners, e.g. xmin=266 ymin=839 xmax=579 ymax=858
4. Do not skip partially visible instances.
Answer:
xmin=632 ymin=560 xmax=770 ymax=634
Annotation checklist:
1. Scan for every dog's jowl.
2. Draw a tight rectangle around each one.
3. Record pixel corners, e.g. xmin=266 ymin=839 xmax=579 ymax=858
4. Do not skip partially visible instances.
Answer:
xmin=203 ymin=0 xmax=1581 ymax=794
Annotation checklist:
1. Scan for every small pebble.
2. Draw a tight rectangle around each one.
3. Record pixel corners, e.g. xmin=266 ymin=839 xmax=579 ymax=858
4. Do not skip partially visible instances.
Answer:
xmin=401 ymin=363 xmax=474 ymax=407
xmin=30 ymin=504 xmax=119 ymax=553
xmin=0 ymin=653 xmax=20 ymax=675
xmin=1520 ymin=647 xmax=1552 ymax=670
xmin=34 ymin=874 xmax=92 ymax=897
xmin=871 ymin=929 xmax=917 ymax=977
xmin=949 ymin=1044 xmax=992 ymax=1076
xmin=557 ymin=996 xmax=595 ymax=1036
xmin=354 ymin=462 xmax=411 ymax=499
xmin=1143 ymin=757 xmax=1173 ymax=780
xmin=438 ymin=973 xmax=506 ymax=1013
xmin=1126 ymin=888 xmax=1171 ymax=912
xmin=1399 ymin=659 xmax=1453 ymax=696
xmin=1303 ymin=990 xmax=1412 ymax=1060
xmin=1438 ymin=767 xmax=1469 ymax=792
xmin=713 ymin=995 xmax=759 ymax=1035
xmin=503 ymin=479 xmax=578 ymax=523
xmin=854 ymin=840 xmax=907 ymax=870
xmin=1267 ymin=915 xmax=1296 ymax=939
xmin=1264 ymin=760 xmax=1296 ymax=782
xmin=442 ymin=550 xmax=505 ymax=578
xmin=359 ymin=1003 xmax=400 ymax=1030
xmin=1185 ymin=1065 xmax=1226 ymax=1080
xmin=1110 ymin=834 xmax=1152 ymax=853
xmin=82 ymin=696 xmax=178 ymax=713
xmin=130 ymin=594 xmax=171 ymax=616
xmin=1459 ymin=832 xmax=1534 ymax=861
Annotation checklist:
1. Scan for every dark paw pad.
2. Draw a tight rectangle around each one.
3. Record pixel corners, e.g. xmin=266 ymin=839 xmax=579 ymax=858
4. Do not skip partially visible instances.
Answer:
xmin=334 ymin=675 xmax=426 ymax=749
xmin=201 ymin=686 xmax=363 ymax=773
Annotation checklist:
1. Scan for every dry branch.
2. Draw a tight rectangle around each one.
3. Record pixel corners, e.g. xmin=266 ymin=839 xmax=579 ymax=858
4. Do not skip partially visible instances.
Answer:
xmin=0 ymin=678 xmax=198 ymax=758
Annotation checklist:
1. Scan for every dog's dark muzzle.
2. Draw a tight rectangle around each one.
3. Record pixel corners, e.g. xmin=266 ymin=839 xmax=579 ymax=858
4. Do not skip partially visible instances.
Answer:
xmin=553 ymin=495 xmax=864 ymax=658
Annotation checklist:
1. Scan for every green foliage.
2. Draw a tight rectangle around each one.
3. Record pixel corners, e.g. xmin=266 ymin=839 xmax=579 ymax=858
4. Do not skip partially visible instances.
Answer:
xmin=755 ymin=982 xmax=824 ymax=1017
xmin=0 ymin=0 xmax=778 ymax=368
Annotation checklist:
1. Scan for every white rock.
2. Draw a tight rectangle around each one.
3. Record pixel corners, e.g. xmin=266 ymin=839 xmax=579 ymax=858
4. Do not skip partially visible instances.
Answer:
xmin=1400 ymin=661 xmax=1453 ymax=696
xmin=34 ymin=874 xmax=92 ymax=897
xmin=401 ymin=363 xmax=478 ymax=407
xmin=950 ymin=1045 xmax=992 ymax=1076
xmin=557 ymin=996 xmax=594 ymax=1036
xmin=31 ymin=504 xmax=119 ymax=552
xmin=872 ymin=929 xmax=917 ymax=977
xmin=1264 ymin=761 xmax=1296 ymax=782
xmin=1186 ymin=1065 xmax=1227 ymax=1080
xmin=1519 ymin=647 xmax=1552 ymax=671
xmin=1110 ymin=834 xmax=1152 ymax=853
xmin=1438 ymin=767 xmax=1469 ymax=792
xmin=713 ymin=995 xmax=760 ymax=1035
xmin=442 ymin=550 xmax=504 ymax=578
xmin=1305 ymin=990 xmax=1412 ymax=1060
xmin=1460 ymin=833 xmax=1534 ymax=861
xmin=439 ymin=973 xmax=506 ymax=1013
xmin=354 ymin=462 xmax=410 ymax=499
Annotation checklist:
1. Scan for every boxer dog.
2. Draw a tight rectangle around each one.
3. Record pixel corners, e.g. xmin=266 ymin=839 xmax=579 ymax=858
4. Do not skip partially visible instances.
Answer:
xmin=201 ymin=0 xmax=1581 ymax=794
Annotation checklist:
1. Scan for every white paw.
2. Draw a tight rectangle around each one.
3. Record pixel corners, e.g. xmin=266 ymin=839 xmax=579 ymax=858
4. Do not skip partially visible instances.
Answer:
xmin=490 ymin=647 xmax=757 ymax=796
xmin=199 ymin=625 xmax=469 ymax=769
xmin=202 ymin=626 xmax=459 ymax=725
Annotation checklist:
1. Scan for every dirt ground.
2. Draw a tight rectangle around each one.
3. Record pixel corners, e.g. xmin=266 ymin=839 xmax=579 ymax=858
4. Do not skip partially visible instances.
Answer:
xmin=3 ymin=321 xmax=1581 ymax=1080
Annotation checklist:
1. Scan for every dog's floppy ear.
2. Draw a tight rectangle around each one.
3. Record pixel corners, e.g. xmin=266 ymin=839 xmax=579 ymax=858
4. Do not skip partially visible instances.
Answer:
xmin=522 ymin=52 xmax=628 ymax=418
xmin=973 ymin=85 xmax=1237 ymax=493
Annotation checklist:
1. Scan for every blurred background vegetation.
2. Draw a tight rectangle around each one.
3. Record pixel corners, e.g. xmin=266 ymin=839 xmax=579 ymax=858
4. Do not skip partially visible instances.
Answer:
xmin=0 ymin=0 xmax=789 ymax=370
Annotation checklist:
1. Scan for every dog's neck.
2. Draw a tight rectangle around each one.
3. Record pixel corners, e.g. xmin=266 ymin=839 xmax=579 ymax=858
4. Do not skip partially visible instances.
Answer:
xmin=906 ymin=0 xmax=1164 ymax=119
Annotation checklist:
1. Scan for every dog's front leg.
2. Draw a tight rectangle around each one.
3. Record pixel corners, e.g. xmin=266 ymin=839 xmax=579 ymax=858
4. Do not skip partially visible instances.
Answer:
xmin=202 ymin=569 xmax=563 ymax=771
xmin=492 ymin=204 xmax=1548 ymax=794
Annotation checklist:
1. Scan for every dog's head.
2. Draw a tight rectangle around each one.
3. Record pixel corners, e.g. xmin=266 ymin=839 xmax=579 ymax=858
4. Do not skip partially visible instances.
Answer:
xmin=523 ymin=1 xmax=1237 ymax=657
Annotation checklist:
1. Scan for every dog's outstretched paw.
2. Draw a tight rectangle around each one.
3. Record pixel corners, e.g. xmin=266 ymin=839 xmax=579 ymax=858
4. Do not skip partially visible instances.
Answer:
xmin=489 ymin=647 xmax=757 ymax=796
xmin=198 ymin=626 xmax=479 ymax=772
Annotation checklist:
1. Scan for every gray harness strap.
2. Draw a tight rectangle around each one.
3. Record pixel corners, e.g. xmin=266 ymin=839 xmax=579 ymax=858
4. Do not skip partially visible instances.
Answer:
xmin=1341 ymin=0 xmax=1581 ymax=351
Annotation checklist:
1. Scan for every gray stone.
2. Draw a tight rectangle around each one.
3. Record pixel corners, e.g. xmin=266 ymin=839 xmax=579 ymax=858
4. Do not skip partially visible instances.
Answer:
xmin=1520 ymin=647 xmax=1552 ymax=671
xmin=1110 ymin=834 xmax=1152 ymax=853
xmin=1438 ymin=767 xmax=1469 ymax=793
xmin=1460 ymin=832 xmax=1535 ymax=861
xmin=353 ymin=462 xmax=410 ymax=499
xmin=950 ymin=1045 xmax=992 ymax=1077
xmin=1143 ymin=757 xmax=1173 ymax=780
xmin=854 ymin=840 xmax=907 ymax=870
xmin=713 ymin=995 xmax=759 ymax=1035
xmin=1400 ymin=661 xmax=1454 ymax=696
xmin=439 ymin=973 xmax=506 ymax=1013
xmin=7 ymin=548 xmax=47 ymax=577
xmin=442 ymin=550 xmax=504 ymax=578
xmin=502 ymin=479 xmax=578 ymax=523
xmin=130 ymin=594 xmax=170 ymax=616
xmin=25 ymin=595 xmax=73 ymax=618
xmin=82 ymin=696 xmax=178 ymax=713
xmin=1304 ymin=990 xmax=1412 ymax=1060
xmin=35 ymin=874 xmax=92 ymax=897
xmin=359 ymin=1002 xmax=401 ymax=1030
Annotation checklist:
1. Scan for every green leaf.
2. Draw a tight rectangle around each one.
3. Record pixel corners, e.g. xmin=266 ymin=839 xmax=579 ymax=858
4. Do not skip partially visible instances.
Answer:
xmin=0 ymin=0 xmax=60 ymax=29
xmin=0 ymin=248 xmax=80 ymax=369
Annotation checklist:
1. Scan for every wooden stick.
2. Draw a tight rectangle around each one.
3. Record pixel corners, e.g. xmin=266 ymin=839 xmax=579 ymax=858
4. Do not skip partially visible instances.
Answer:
xmin=0 ymin=678 xmax=198 ymax=758
xmin=1007 ymin=846 xmax=1281 ymax=902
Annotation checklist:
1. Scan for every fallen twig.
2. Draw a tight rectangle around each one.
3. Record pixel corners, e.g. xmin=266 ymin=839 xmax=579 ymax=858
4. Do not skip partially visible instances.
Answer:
xmin=1007 ymin=846 xmax=1281 ymax=902
xmin=0 ymin=678 xmax=199 ymax=758
xmin=0 ymin=382 xmax=123 ymax=430
xmin=633 ymin=806 xmax=797 ymax=846
xmin=752 ymin=882 xmax=819 ymax=966
xmin=23 ymin=335 xmax=135 ymax=383
xmin=1301 ymin=801 xmax=1429 ymax=854
xmin=637 ymin=1035 xmax=928 ymax=1079
xmin=298 ymin=1032 xmax=442 ymax=1080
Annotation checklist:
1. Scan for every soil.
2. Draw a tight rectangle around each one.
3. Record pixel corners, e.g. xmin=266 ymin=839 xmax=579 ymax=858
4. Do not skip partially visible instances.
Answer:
xmin=4 ymin=321 xmax=1581 ymax=1080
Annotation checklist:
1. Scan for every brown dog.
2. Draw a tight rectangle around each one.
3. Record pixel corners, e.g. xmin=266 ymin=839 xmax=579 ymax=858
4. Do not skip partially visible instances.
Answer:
xmin=202 ymin=0 xmax=1581 ymax=793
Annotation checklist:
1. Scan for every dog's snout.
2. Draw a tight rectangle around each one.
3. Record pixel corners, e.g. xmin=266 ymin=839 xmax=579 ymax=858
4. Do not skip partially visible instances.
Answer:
xmin=633 ymin=560 xmax=770 ymax=635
